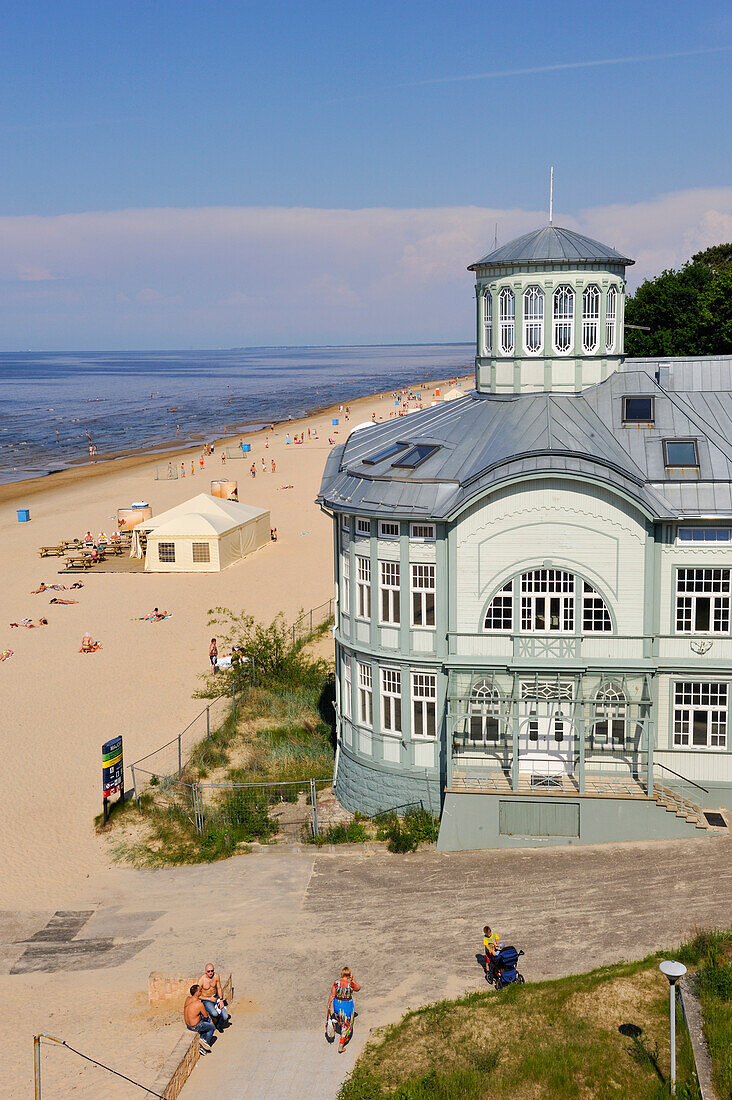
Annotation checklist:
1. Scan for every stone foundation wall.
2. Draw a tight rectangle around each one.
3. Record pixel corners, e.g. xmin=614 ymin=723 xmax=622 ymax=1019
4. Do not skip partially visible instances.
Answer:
xmin=148 ymin=971 xmax=233 ymax=1004
xmin=336 ymin=747 xmax=441 ymax=817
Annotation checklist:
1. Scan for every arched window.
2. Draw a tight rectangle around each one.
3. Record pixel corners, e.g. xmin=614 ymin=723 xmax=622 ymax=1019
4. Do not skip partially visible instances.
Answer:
xmin=469 ymin=680 xmax=501 ymax=744
xmin=582 ymin=285 xmax=600 ymax=353
xmin=605 ymin=285 xmax=617 ymax=352
xmin=483 ymin=570 xmax=612 ymax=633
xmin=553 ymin=285 xmax=574 ymax=354
xmin=523 ymin=286 xmax=544 ymax=354
xmin=593 ymin=683 xmax=626 ymax=746
xmin=482 ymin=289 xmax=492 ymax=356
xmin=499 ymin=287 xmax=515 ymax=355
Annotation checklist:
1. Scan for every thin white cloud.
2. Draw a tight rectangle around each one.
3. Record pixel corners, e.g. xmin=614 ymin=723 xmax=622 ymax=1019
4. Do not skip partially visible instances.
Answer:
xmin=0 ymin=188 xmax=730 ymax=349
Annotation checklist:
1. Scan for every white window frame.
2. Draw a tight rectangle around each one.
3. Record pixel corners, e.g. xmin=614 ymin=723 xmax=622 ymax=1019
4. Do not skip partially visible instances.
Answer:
xmin=484 ymin=580 xmax=514 ymax=632
xmin=341 ymin=514 xmax=350 ymax=532
xmin=605 ymin=285 xmax=617 ymax=352
xmin=468 ymin=680 xmax=501 ymax=745
xmin=358 ymin=662 xmax=373 ymax=727
xmin=498 ymin=286 xmax=515 ymax=355
xmin=582 ymin=284 xmax=600 ymax=353
xmin=593 ymin=683 xmax=627 ymax=746
xmin=411 ymin=670 xmax=437 ymax=739
xmin=380 ymin=667 xmax=402 ymax=734
xmin=553 ymin=285 xmax=574 ymax=354
xmin=341 ymin=552 xmax=350 ymax=615
xmin=410 ymin=523 xmax=435 ymax=541
xmin=677 ymin=528 xmax=732 ymax=544
xmin=523 ymin=285 xmax=544 ymax=355
xmin=482 ymin=289 xmax=492 ymax=356
xmin=673 ymin=682 xmax=727 ymax=748
xmin=378 ymin=520 xmax=399 ymax=539
xmin=521 ymin=569 xmax=575 ymax=633
xmin=675 ymin=568 xmax=731 ymax=634
xmin=355 ymin=517 xmax=371 ymax=536
xmin=341 ymin=654 xmax=352 ymax=719
xmin=411 ymin=563 xmax=436 ymax=628
xmin=379 ymin=560 xmax=401 ymax=625
xmin=356 ymin=555 xmax=371 ymax=620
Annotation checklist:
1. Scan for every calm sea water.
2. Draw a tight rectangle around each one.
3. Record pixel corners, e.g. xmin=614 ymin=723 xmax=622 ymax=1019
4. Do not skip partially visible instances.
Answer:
xmin=0 ymin=344 xmax=473 ymax=484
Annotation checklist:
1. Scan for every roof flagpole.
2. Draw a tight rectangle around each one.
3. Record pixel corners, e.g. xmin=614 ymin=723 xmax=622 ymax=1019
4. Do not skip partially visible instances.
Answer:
xmin=549 ymin=166 xmax=554 ymax=225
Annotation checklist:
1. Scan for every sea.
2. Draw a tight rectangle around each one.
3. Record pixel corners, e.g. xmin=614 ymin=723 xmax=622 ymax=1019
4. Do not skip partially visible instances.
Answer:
xmin=0 ymin=344 xmax=473 ymax=485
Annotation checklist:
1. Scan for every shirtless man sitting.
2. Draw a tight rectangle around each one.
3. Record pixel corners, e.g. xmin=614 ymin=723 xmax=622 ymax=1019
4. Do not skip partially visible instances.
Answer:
xmin=197 ymin=963 xmax=230 ymax=1031
xmin=183 ymin=985 xmax=215 ymax=1053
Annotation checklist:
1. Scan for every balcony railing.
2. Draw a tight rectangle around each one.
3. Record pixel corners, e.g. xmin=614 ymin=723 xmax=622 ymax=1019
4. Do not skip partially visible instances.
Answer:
xmin=447 ymin=632 xmax=652 ymax=661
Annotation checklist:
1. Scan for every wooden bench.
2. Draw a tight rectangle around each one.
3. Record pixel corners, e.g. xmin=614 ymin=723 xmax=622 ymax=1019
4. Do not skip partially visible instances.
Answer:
xmin=64 ymin=555 xmax=96 ymax=570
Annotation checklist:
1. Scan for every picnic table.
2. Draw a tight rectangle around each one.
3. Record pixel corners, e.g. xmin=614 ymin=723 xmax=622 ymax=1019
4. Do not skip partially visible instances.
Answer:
xmin=64 ymin=555 xmax=96 ymax=570
xmin=38 ymin=545 xmax=67 ymax=557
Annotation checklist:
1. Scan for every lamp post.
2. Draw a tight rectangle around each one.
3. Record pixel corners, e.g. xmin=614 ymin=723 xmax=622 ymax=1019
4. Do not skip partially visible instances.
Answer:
xmin=659 ymin=960 xmax=687 ymax=1094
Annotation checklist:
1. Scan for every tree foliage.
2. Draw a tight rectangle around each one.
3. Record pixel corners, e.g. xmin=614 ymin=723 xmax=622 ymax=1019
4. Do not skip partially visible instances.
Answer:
xmin=625 ymin=242 xmax=732 ymax=358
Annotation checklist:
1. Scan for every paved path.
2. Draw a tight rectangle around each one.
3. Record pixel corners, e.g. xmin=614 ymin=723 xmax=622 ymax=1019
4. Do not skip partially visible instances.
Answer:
xmin=2 ymin=833 xmax=731 ymax=1099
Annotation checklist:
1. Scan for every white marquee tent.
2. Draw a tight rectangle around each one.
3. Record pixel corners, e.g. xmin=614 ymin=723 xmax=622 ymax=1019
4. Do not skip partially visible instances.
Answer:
xmin=142 ymin=493 xmax=270 ymax=573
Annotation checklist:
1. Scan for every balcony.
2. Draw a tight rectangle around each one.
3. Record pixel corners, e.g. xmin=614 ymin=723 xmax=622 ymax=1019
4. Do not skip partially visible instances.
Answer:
xmin=447 ymin=632 xmax=651 ymax=663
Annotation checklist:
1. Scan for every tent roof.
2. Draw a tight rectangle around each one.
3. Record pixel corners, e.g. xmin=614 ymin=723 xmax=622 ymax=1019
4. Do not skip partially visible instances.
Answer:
xmin=144 ymin=493 xmax=268 ymax=538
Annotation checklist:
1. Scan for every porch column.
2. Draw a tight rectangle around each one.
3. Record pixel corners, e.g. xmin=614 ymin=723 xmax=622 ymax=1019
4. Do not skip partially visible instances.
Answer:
xmin=511 ymin=701 xmax=520 ymax=792
xmin=577 ymin=702 xmax=586 ymax=795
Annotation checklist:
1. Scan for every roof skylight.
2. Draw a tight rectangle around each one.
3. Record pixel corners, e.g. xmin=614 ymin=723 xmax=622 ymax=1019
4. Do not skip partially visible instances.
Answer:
xmin=363 ymin=442 xmax=406 ymax=466
xmin=391 ymin=444 xmax=439 ymax=470
xmin=664 ymin=439 xmax=699 ymax=468
xmin=623 ymin=396 xmax=654 ymax=424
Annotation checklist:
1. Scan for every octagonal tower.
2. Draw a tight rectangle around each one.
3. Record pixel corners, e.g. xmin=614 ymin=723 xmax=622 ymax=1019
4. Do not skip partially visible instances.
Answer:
xmin=469 ymin=225 xmax=634 ymax=394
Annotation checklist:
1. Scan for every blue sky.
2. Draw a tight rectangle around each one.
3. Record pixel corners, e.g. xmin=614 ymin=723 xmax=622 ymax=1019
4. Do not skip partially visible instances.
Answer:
xmin=0 ymin=0 xmax=730 ymax=348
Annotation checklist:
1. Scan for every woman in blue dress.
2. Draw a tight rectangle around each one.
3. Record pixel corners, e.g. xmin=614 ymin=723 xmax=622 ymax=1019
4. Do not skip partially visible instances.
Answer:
xmin=326 ymin=966 xmax=361 ymax=1052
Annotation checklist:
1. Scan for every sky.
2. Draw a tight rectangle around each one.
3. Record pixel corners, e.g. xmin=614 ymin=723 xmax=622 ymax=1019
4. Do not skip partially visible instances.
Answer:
xmin=0 ymin=0 xmax=730 ymax=350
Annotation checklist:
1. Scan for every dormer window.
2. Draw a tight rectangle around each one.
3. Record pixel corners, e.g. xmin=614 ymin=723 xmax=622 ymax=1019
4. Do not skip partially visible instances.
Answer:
xmin=623 ymin=396 xmax=655 ymax=424
xmin=581 ymin=285 xmax=600 ymax=353
xmin=664 ymin=439 xmax=699 ymax=469
xmin=498 ymin=287 xmax=515 ymax=355
xmin=553 ymin=285 xmax=574 ymax=354
xmin=523 ymin=286 xmax=544 ymax=355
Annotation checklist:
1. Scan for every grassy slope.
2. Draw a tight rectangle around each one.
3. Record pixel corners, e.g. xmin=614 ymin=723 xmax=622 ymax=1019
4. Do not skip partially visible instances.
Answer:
xmin=339 ymin=956 xmax=702 ymax=1100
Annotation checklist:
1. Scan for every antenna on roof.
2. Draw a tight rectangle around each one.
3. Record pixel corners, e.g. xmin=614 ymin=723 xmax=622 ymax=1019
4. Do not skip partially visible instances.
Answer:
xmin=549 ymin=166 xmax=554 ymax=225
xmin=493 ymin=221 xmax=498 ymax=250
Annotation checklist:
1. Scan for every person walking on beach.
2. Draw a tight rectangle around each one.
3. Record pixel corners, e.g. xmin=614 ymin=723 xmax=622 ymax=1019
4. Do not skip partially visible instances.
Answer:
xmin=199 ymin=454 xmax=204 ymax=471
xmin=271 ymin=458 xmax=276 ymax=473
xmin=261 ymin=458 xmax=266 ymax=473
xmin=180 ymin=462 xmax=186 ymax=477
xmin=326 ymin=967 xmax=361 ymax=1052
xmin=184 ymin=986 xmax=214 ymax=1054
xmin=250 ymin=463 xmax=256 ymax=478
xmin=191 ymin=460 xmax=195 ymax=476
xmin=209 ymin=637 xmax=218 ymax=673
xmin=221 ymin=450 xmax=226 ymax=464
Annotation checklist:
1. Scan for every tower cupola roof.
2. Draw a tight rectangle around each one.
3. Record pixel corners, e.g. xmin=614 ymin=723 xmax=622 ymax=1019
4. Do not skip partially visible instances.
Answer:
xmin=469 ymin=225 xmax=634 ymax=270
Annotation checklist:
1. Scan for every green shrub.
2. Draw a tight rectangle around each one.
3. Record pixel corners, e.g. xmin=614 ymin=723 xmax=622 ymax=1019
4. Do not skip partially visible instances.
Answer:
xmin=375 ymin=807 xmax=440 ymax=853
xmin=312 ymin=818 xmax=370 ymax=846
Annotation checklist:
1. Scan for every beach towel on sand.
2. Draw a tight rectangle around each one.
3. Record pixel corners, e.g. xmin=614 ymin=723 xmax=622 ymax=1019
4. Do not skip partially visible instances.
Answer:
xmin=134 ymin=613 xmax=173 ymax=622
xmin=0 ymin=650 xmax=13 ymax=661
xmin=79 ymin=643 xmax=102 ymax=653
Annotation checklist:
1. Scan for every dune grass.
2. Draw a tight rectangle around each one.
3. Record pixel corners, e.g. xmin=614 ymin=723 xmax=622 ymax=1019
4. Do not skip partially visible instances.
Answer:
xmin=338 ymin=952 xmax=707 ymax=1100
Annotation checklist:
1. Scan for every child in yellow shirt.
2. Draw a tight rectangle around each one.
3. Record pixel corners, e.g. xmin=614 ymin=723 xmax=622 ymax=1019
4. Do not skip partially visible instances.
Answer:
xmin=483 ymin=925 xmax=500 ymax=981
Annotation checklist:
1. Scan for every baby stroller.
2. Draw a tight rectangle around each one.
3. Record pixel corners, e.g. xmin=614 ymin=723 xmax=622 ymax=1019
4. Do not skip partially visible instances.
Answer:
xmin=488 ymin=945 xmax=525 ymax=989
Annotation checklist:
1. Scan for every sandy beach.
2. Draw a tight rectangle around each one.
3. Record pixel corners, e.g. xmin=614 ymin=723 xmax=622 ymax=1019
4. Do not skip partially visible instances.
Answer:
xmin=0 ymin=373 xmax=467 ymax=905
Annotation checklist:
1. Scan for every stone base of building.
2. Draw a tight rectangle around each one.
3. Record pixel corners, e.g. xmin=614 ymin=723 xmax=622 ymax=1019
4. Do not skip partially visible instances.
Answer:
xmin=437 ymin=791 xmax=713 ymax=852
xmin=335 ymin=746 xmax=441 ymax=818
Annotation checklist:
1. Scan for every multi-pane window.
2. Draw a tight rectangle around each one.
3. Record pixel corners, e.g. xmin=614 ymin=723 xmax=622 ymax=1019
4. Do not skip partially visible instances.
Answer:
xmin=674 ymin=682 xmax=727 ymax=748
xmin=678 ymin=528 xmax=731 ymax=543
xmin=341 ymin=553 xmax=350 ymax=614
xmin=192 ymin=542 xmax=210 ymax=563
xmin=380 ymin=668 xmax=402 ymax=734
xmin=356 ymin=555 xmax=371 ymax=619
xmin=553 ymin=285 xmax=574 ymax=353
xmin=521 ymin=570 xmax=575 ymax=632
xmin=676 ymin=568 xmax=731 ymax=633
xmin=581 ymin=285 xmax=600 ymax=353
xmin=583 ymin=581 xmax=612 ymax=632
xmin=356 ymin=517 xmax=371 ymax=535
xmin=484 ymin=580 xmax=513 ymax=631
xmin=605 ymin=285 xmax=617 ymax=352
xmin=379 ymin=561 xmax=401 ymax=624
xmin=158 ymin=541 xmax=175 ymax=563
xmin=341 ymin=654 xmax=352 ymax=719
xmin=486 ymin=570 xmax=611 ymax=633
xmin=593 ymin=683 xmax=626 ymax=746
xmin=469 ymin=680 xmax=501 ymax=744
xmin=341 ymin=514 xmax=350 ymax=532
xmin=379 ymin=520 xmax=399 ymax=539
xmin=410 ymin=523 xmax=435 ymax=540
xmin=499 ymin=287 xmax=515 ymax=355
xmin=358 ymin=662 xmax=373 ymax=727
xmin=412 ymin=671 xmax=437 ymax=738
xmin=411 ymin=564 xmax=435 ymax=627
xmin=482 ymin=289 xmax=492 ymax=355
xmin=523 ymin=286 xmax=544 ymax=354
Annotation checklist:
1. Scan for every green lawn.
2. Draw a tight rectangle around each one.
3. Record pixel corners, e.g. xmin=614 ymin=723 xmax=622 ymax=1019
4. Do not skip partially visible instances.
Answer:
xmin=339 ymin=955 xmax=703 ymax=1099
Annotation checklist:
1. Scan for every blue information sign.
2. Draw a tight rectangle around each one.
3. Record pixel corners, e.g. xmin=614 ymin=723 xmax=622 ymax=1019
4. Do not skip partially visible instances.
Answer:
xmin=102 ymin=736 xmax=124 ymax=798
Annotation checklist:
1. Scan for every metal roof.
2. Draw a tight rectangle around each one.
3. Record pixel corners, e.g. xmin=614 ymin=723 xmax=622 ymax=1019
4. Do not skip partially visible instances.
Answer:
xmin=317 ymin=357 xmax=732 ymax=522
xmin=469 ymin=225 xmax=634 ymax=270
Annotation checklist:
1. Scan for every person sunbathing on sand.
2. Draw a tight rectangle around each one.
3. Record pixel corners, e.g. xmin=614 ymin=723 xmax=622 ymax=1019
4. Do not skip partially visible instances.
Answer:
xmin=50 ymin=598 xmax=79 ymax=604
xmin=31 ymin=583 xmax=48 ymax=594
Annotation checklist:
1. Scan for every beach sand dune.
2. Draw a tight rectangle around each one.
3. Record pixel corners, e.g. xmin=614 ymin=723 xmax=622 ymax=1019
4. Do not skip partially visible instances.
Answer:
xmin=0 ymin=379 xmax=461 ymax=904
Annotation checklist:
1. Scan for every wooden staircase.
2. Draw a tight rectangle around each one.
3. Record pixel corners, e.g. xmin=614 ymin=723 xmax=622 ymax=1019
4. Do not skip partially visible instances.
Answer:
xmin=652 ymin=783 xmax=708 ymax=830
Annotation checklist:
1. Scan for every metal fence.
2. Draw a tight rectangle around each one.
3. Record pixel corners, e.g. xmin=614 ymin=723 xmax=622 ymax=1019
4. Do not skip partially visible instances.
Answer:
xmin=194 ymin=777 xmax=333 ymax=839
xmin=128 ymin=690 xmax=234 ymax=791
xmin=291 ymin=598 xmax=334 ymax=645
